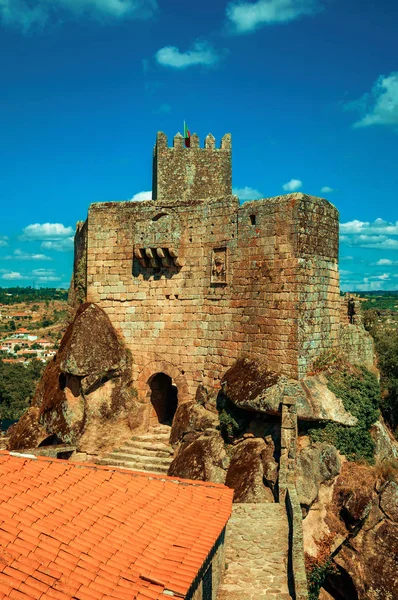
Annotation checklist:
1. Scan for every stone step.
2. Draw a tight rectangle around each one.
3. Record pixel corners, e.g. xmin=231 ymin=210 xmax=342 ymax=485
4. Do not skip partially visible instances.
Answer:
xmin=121 ymin=440 xmax=173 ymax=455
xmin=115 ymin=445 xmax=173 ymax=458
xmin=130 ymin=433 xmax=171 ymax=443
xmin=96 ymin=457 xmax=170 ymax=474
xmin=102 ymin=452 xmax=173 ymax=467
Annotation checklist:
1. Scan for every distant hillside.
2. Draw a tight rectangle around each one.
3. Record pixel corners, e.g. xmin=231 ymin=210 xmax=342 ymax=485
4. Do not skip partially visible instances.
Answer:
xmin=355 ymin=291 xmax=398 ymax=312
xmin=0 ymin=287 xmax=68 ymax=305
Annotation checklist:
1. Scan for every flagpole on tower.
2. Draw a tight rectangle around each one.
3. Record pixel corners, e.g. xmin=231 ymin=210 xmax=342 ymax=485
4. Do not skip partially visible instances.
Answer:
xmin=184 ymin=121 xmax=190 ymax=147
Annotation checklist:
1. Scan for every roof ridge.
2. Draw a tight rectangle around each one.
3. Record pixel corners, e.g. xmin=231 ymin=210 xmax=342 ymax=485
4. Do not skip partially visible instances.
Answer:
xmin=0 ymin=450 xmax=230 ymax=491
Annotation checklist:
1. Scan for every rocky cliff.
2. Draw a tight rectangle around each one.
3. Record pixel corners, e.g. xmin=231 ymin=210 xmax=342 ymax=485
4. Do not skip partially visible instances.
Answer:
xmin=8 ymin=303 xmax=145 ymax=454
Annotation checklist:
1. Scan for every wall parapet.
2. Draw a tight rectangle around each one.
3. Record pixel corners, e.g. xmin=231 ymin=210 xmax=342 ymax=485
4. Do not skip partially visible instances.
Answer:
xmin=155 ymin=131 xmax=232 ymax=150
xmin=279 ymin=394 xmax=309 ymax=600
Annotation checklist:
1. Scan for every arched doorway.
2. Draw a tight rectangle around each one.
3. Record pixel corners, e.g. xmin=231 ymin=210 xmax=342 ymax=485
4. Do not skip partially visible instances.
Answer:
xmin=149 ymin=373 xmax=178 ymax=425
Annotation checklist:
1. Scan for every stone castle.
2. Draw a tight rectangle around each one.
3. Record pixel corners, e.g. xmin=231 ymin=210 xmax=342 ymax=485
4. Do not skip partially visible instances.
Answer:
xmin=7 ymin=131 xmax=390 ymax=600
xmin=68 ymin=130 xmax=358 ymax=429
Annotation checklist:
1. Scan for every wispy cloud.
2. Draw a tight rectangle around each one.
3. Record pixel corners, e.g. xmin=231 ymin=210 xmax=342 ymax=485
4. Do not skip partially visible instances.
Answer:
xmin=21 ymin=223 xmax=74 ymax=240
xmin=41 ymin=239 xmax=74 ymax=252
xmin=320 ymin=186 xmax=334 ymax=193
xmin=282 ymin=178 xmax=302 ymax=192
xmin=155 ymin=41 xmax=223 ymax=69
xmin=233 ymin=186 xmax=263 ymax=200
xmin=0 ymin=0 xmax=157 ymax=31
xmin=130 ymin=190 xmax=152 ymax=202
xmin=375 ymin=258 xmax=398 ymax=266
xmin=0 ymin=235 xmax=8 ymax=247
xmin=31 ymin=268 xmax=61 ymax=282
xmin=345 ymin=72 xmax=398 ymax=130
xmin=2 ymin=249 xmax=52 ymax=261
xmin=225 ymin=0 xmax=321 ymax=34
xmin=1 ymin=271 xmax=29 ymax=281
xmin=340 ymin=218 xmax=398 ymax=250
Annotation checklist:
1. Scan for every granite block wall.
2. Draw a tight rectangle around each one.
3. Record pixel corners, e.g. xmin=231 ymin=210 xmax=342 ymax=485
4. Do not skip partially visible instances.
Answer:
xmin=70 ymin=132 xmax=342 ymax=423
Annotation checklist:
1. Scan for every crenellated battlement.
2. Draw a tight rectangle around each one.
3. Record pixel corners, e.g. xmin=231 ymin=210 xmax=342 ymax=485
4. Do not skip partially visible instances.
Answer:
xmin=154 ymin=131 xmax=231 ymax=151
xmin=153 ymin=130 xmax=232 ymax=201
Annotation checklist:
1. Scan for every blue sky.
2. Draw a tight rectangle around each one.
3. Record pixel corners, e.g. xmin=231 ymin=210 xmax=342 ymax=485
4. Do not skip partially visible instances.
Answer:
xmin=0 ymin=0 xmax=397 ymax=291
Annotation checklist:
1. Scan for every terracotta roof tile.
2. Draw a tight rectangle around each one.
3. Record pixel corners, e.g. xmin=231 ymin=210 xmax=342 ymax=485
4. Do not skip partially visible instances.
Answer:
xmin=0 ymin=451 xmax=232 ymax=599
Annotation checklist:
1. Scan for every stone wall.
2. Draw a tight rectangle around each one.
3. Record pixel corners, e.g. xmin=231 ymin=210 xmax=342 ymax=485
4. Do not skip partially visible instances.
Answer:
xmin=189 ymin=530 xmax=226 ymax=600
xmin=297 ymin=196 xmax=340 ymax=376
xmin=153 ymin=132 xmax=232 ymax=202
xmin=81 ymin=191 xmax=340 ymax=415
xmin=76 ymin=194 xmax=339 ymax=420
xmin=69 ymin=220 xmax=88 ymax=306
xmin=69 ymin=133 xmax=342 ymax=425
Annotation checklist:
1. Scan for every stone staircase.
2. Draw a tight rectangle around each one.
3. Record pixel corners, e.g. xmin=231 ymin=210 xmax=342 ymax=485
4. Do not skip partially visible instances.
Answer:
xmin=96 ymin=425 xmax=174 ymax=474
xmin=218 ymin=503 xmax=293 ymax=600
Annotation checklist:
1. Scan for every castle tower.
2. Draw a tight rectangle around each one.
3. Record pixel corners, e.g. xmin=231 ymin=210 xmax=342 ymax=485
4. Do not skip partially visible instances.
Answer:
xmin=152 ymin=131 xmax=232 ymax=202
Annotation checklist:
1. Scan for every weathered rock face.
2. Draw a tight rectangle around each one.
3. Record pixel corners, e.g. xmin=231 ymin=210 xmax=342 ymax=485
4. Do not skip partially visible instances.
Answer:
xmin=8 ymin=303 xmax=143 ymax=454
xmin=304 ymin=461 xmax=398 ymax=600
xmin=296 ymin=442 xmax=341 ymax=514
xmin=168 ymin=429 xmax=227 ymax=484
xmin=7 ymin=407 xmax=48 ymax=450
xmin=225 ymin=437 xmax=277 ymax=503
xmin=221 ymin=359 xmax=357 ymax=426
xmin=371 ymin=418 xmax=398 ymax=461
xmin=169 ymin=401 xmax=219 ymax=448
xmin=221 ymin=358 xmax=281 ymax=413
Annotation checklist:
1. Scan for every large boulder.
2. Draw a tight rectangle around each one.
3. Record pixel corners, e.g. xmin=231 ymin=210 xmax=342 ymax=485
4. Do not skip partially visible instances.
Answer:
xmin=8 ymin=303 xmax=143 ymax=454
xmin=334 ymin=513 xmax=398 ymax=599
xmin=169 ymin=401 xmax=219 ymax=447
xmin=305 ymin=461 xmax=398 ymax=600
xmin=221 ymin=359 xmax=357 ymax=426
xmin=225 ymin=437 xmax=277 ymax=503
xmin=7 ymin=407 xmax=47 ymax=450
xmin=296 ymin=442 xmax=341 ymax=514
xmin=371 ymin=418 xmax=398 ymax=461
xmin=168 ymin=429 xmax=227 ymax=484
xmin=221 ymin=358 xmax=281 ymax=414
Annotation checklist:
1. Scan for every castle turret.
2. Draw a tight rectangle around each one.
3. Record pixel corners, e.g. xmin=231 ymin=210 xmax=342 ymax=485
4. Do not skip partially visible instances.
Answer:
xmin=152 ymin=131 xmax=232 ymax=202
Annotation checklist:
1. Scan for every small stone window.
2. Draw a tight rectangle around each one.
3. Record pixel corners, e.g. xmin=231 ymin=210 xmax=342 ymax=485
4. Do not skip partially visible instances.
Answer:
xmin=250 ymin=214 xmax=256 ymax=225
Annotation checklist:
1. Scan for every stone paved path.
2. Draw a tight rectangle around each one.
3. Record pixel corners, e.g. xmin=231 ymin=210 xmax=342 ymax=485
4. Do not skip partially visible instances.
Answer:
xmin=218 ymin=503 xmax=292 ymax=600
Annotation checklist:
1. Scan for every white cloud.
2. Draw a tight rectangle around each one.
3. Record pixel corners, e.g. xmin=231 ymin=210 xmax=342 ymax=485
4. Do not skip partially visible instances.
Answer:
xmin=21 ymin=223 xmax=74 ymax=240
xmin=1 ymin=271 xmax=29 ymax=281
xmin=32 ymin=268 xmax=57 ymax=276
xmin=340 ymin=256 xmax=353 ymax=261
xmin=31 ymin=268 xmax=61 ymax=282
xmin=41 ymin=238 xmax=74 ymax=252
xmin=233 ymin=186 xmax=263 ymax=200
xmin=0 ymin=0 xmax=157 ymax=31
xmin=155 ymin=41 xmax=222 ymax=69
xmin=346 ymin=72 xmax=398 ymax=129
xmin=0 ymin=235 xmax=8 ymax=247
xmin=130 ymin=190 xmax=152 ymax=202
xmin=282 ymin=178 xmax=302 ymax=192
xmin=376 ymin=259 xmax=394 ymax=266
xmin=320 ymin=186 xmax=334 ymax=193
xmin=3 ymin=249 xmax=53 ymax=261
xmin=340 ymin=218 xmax=398 ymax=250
xmin=226 ymin=0 xmax=320 ymax=34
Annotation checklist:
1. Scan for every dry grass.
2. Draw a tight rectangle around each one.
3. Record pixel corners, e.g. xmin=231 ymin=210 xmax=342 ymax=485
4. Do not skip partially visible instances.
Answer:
xmin=374 ymin=458 xmax=398 ymax=485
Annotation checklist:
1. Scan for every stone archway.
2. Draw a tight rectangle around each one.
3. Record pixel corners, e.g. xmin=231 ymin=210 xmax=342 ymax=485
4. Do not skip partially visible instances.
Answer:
xmin=148 ymin=373 xmax=178 ymax=425
xmin=136 ymin=360 xmax=189 ymax=428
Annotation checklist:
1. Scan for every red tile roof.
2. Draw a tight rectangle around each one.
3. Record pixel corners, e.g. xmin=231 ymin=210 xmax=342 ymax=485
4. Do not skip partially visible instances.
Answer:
xmin=0 ymin=451 xmax=233 ymax=599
